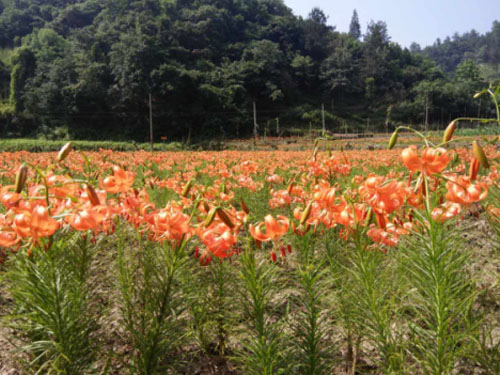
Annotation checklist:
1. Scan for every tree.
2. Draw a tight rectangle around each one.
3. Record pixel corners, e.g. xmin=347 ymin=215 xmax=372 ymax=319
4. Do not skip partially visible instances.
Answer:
xmin=454 ymin=59 xmax=481 ymax=83
xmin=9 ymin=46 xmax=36 ymax=112
xmin=302 ymin=7 xmax=333 ymax=62
xmin=348 ymin=9 xmax=361 ymax=40
xmin=240 ymin=39 xmax=285 ymax=101
xmin=409 ymin=42 xmax=421 ymax=53
xmin=362 ymin=21 xmax=390 ymax=91
xmin=0 ymin=60 xmax=10 ymax=99
xmin=321 ymin=36 xmax=363 ymax=99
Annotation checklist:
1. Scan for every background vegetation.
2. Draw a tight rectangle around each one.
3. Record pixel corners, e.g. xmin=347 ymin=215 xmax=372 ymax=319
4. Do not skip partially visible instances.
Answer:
xmin=0 ymin=0 xmax=499 ymax=141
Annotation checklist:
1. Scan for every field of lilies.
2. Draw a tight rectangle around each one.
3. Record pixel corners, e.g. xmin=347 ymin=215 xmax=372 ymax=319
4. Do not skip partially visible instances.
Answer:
xmin=0 ymin=129 xmax=500 ymax=375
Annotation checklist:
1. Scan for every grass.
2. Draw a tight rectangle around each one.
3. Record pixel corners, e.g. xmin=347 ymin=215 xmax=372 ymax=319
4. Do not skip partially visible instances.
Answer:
xmin=454 ymin=125 xmax=500 ymax=136
xmin=0 ymin=138 xmax=183 ymax=152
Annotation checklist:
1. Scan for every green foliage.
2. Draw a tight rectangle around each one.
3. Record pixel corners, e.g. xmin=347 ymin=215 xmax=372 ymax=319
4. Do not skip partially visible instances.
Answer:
xmin=205 ymin=257 xmax=237 ymax=357
xmin=0 ymin=100 xmax=13 ymax=114
xmin=237 ymin=249 xmax=288 ymax=374
xmin=328 ymin=225 xmax=405 ymax=374
xmin=7 ymin=235 xmax=98 ymax=374
xmin=9 ymin=46 xmax=35 ymax=112
xmin=0 ymin=0 xmax=497 ymax=139
xmin=292 ymin=234 xmax=331 ymax=375
xmin=348 ymin=10 xmax=361 ymax=40
xmin=400 ymin=219 xmax=477 ymax=375
xmin=423 ymin=22 xmax=500 ymax=74
xmin=0 ymin=138 xmax=183 ymax=151
xmin=116 ymin=229 xmax=189 ymax=375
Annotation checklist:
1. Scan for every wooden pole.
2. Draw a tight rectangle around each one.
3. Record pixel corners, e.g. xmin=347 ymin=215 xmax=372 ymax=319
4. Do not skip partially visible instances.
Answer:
xmin=149 ymin=92 xmax=153 ymax=152
xmin=424 ymin=95 xmax=429 ymax=132
xmin=253 ymin=101 xmax=258 ymax=140
xmin=321 ymin=103 xmax=326 ymax=134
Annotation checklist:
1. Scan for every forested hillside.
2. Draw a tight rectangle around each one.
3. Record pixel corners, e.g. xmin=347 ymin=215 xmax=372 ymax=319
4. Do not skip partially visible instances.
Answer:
xmin=0 ymin=0 xmax=498 ymax=141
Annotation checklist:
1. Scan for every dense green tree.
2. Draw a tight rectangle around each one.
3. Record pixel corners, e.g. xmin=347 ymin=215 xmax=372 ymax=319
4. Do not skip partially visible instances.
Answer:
xmin=363 ymin=21 xmax=391 ymax=91
xmin=0 ymin=0 xmax=498 ymax=140
xmin=321 ymin=36 xmax=363 ymax=99
xmin=348 ymin=9 xmax=361 ymax=40
xmin=9 ymin=46 xmax=36 ymax=112
xmin=0 ymin=61 xmax=9 ymax=99
xmin=423 ymin=22 xmax=500 ymax=74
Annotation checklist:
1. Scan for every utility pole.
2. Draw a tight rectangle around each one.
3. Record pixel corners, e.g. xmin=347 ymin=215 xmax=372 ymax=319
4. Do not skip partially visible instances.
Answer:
xmin=321 ymin=103 xmax=326 ymax=134
xmin=253 ymin=101 xmax=258 ymax=140
xmin=149 ymin=92 xmax=153 ymax=152
xmin=424 ymin=95 xmax=429 ymax=132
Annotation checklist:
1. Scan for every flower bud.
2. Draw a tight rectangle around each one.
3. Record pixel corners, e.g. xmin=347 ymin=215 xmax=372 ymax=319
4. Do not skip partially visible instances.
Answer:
xmin=57 ymin=142 xmax=72 ymax=162
xmin=388 ymin=130 xmax=398 ymax=150
xmin=219 ymin=182 xmax=226 ymax=194
xmin=442 ymin=120 xmax=456 ymax=144
xmin=364 ymin=208 xmax=373 ymax=227
xmin=205 ymin=207 xmax=217 ymax=227
xmin=86 ymin=184 xmax=100 ymax=206
xmin=15 ymin=163 xmax=28 ymax=193
xmin=299 ymin=202 xmax=312 ymax=225
xmin=203 ymin=201 xmax=210 ymax=212
xmin=181 ymin=180 xmax=194 ymax=197
xmin=240 ymin=199 xmax=250 ymax=214
xmin=472 ymin=141 xmax=489 ymax=169
xmin=469 ymin=157 xmax=480 ymax=181
xmin=216 ymin=207 xmax=234 ymax=229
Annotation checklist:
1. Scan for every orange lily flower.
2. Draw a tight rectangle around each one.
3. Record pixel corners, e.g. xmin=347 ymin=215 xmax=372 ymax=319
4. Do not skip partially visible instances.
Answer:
xmin=249 ymin=214 xmax=289 ymax=242
xmin=269 ymin=189 xmax=293 ymax=208
xmin=102 ymin=166 xmax=135 ymax=194
xmin=314 ymin=187 xmax=344 ymax=210
xmin=197 ymin=223 xmax=237 ymax=259
xmin=0 ymin=214 xmax=19 ymax=248
xmin=402 ymin=146 xmax=449 ymax=175
xmin=31 ymin=206 xmax=60 ymax=237
xmin=367 ymin=222 xmax=411 ymax=247
xmin=150 ymin=203 xmax=191 ymax=242
xmin=445 ymin=176 xmax=488 ymax=205
xmin=266 ymin=174 xmax=284 ymax=184
xmin=431 ymin=202 xmax=461 ymax=223
xmin=359 ymin=176 xmax=406 ymax=215
xmin=0 ymin=188 xmax=21 ymax=209
xmin=67 ymin=207 xmax=107 ymax=231
xmin=334 ymin=203 xmax=368 ymax=229
xmin=0 ymin=229 xmax=19 ymax=248
xmin=13 ymin=205 xmax=59 ymax=241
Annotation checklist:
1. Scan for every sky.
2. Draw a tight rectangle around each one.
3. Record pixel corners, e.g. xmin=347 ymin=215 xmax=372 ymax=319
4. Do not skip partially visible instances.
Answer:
xmin=282 ymin=0 xmax=499 ymax=48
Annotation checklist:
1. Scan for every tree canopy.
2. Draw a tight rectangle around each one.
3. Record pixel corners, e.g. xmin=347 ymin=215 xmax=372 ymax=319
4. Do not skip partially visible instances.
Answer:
xmin=0 ymin=0 xmax=498 ymax=141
